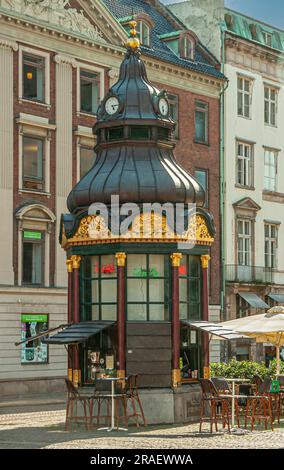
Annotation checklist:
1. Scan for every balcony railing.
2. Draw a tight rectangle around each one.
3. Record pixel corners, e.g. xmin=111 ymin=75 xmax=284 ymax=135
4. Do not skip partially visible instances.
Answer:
xmin=225 ymin=265 xmax=274 ymax=283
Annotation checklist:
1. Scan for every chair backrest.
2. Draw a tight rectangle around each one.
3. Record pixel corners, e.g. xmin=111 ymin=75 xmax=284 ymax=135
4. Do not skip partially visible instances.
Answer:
xmin=211 ymin=377 xmax=231 ymax=393
xmin=65 ymin=378 xmax=79 ymax=398
xmin=125 ymin=374 xmax=137 ymax=395
xmin=252 ymin=375 xmax=263 ymax=392
xmin=277 ymin=375 xmax=284 ymax=387
xmin=199 ymin=378 xmax=218 ymax=398
xmin=258 ymin=376 xmax=271 ymax=394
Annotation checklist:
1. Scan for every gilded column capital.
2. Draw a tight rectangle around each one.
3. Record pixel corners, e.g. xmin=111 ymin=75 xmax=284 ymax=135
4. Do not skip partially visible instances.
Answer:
xmin=170 ymin=253 xmax=182 ymax=267
xmin=66 ymin=258 xmax=73 ymax=273
xmin=201 ymin=254 xmax=211 ymax=269
xmin=115 ymin=252 xmax=127 ymax=267
xmin=71 ymin=255 xmax=81 ymax=270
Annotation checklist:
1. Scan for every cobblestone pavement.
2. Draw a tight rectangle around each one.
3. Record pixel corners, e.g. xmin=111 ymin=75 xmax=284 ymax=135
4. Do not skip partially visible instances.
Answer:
xmin=0 ymin=404 xmax=284 ymax=449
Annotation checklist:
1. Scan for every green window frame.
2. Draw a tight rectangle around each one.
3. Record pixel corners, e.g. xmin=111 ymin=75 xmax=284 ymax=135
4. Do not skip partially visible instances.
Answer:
xmin=179 ymin=255 xmax=201 ymax=321
xmin=126 ymin=254 xmax=170 ymax=322
xmin=81 ymin=255 xmax=117 ymax=322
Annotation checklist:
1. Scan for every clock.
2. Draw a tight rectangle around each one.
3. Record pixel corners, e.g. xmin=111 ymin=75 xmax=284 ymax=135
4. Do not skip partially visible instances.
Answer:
xmin=158 ymin=97 xmax=169 ymax=117
xmin=104 ymin=96 xmax=120 ymax=115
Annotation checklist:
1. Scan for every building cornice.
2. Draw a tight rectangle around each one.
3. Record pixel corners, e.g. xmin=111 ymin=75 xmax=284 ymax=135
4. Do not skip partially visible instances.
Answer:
xmin=225 ymin=32 xmax=284 ymax=64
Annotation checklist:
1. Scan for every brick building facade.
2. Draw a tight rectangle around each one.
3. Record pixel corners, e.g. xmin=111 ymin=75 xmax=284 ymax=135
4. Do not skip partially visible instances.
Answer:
xmin=0 ymin=0 xmax=224 ymax=394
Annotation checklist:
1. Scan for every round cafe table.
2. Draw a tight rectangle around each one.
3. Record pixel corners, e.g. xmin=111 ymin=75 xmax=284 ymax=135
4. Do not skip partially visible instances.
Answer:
xmin=96 ymin=376 xmax=127 ymax=432
xmin=224 ymin=378 xmax=250 ymax=428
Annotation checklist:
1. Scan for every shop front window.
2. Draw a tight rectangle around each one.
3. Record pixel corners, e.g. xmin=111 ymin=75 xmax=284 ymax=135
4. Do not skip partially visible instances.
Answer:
xmin=180 ymin=326 xmax=201 ymax=381
xmin=82 ymin=327 xmax=117 ymax=384
xmin=126 ymin=254 xmax=170 ymax=321
xmin=81 ymin=255 xmax=117 ymax=321
xmin=21 ymin=314 xmax=48 ymax=364
xmin=179 ymin=255 xmax=201 ymax=320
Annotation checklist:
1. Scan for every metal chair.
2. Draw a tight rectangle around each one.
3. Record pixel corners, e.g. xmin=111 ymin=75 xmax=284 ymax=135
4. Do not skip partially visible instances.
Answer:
xmin=211 ymin=377 xmax=240 ymax=427
xmin=124 ymin=374 xmax=147 ymax=427
xmin=245 ymin=377 xmax=274 ymax=431
xmin=199 ymin=379 xmax=231 ymax=433
xmin=65 ymin=378 xmax=94 ymax=431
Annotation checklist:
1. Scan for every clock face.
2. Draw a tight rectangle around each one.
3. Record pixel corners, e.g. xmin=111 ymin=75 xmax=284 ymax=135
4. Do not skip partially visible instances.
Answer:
xmin=105 ymin=96 xmax=120 ymax=115
xmin=158 ymin=97 xmax=169 ymax=116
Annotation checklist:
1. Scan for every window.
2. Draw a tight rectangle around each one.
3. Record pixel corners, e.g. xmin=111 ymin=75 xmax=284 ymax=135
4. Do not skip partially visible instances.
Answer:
xmin=179 ymin=255 xmax=201 ymax=321
xmin=22 ymin=136 xmax=44 ymax=191
xmin=194 ymin=101 xmax=208 ymax=144
xmin=236 ymin=141 xmax=253 ymax=187
xmin=80 ymin=70 xmax=100 ymax=114
xmin=264 ymin=149 xmax=277 ymax=192
xmin=22 ymin=230 xmax=44 ymax=285
xmin=263 ymin=32 xmax=272 ymax=47
xmin=237 ymin=76 xmax=252 ymax=118
xmin=265 ymin=224 xmax=277 ymax=268
xmin=194 ymin=169 xmax=208 ymax=207
xmin=21 ymin=314 xmax=48 ymax=364
xmin=180 ymin=35 xmax=194 ymax=59
xmin=81 ymin=255 xmax=117 ymax=321
xmin=136 ymin=21 xmax=151 ymax=47
xmin=127 ymin=254 xmax=170 ymax=321
xmin=264 ymin=86 xmax=277 ymax=126
xmin=180 ymin=326 xmax=201 ymax=380
xmin=168 ymin=94 xmax=179 ymax=138
xmin=236 ymin=295 xmax=250 ymax=318
xmin=80 ymin=147 xmax=95 ymax=178
xmin=23 ymin=53 xmax=45 ymax=102
xmin=237 ymin=219 xmax=252 ymax=266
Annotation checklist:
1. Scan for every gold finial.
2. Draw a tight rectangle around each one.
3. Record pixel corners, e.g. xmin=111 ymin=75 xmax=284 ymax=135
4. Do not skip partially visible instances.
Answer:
xmin=126 ymin=19 xmax=140 ymax=50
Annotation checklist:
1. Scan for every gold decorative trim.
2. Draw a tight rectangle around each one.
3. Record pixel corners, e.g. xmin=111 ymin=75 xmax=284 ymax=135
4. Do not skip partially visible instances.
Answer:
xmin=68 ymin=368 xmax=73 ymax=382
xmin=73 ymin=369 xmax=79 ymax=388
xmin=201 ymin=254 xmax=211 ymax=269
xmin=61 ymin=213 xmax=214 ymax=249
xmin=203 ymin=366 xmax=210 ymax=379
xmin=172 ymin=369 xmax=181 ymax=388
xmin=66 ymin=258 xmax=73 ymax=273
xmin=71 ymin=255 xmax=81 ymax=270
xmin=170 ymin=253 xmax=182 ymax=267
xmin=115 ymin=252 xmax=127 ymax=267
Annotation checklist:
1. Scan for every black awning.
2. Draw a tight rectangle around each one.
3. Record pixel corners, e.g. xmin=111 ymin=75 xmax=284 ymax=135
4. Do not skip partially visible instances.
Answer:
xmin=42 ymin=321 xmax=116 ymax=345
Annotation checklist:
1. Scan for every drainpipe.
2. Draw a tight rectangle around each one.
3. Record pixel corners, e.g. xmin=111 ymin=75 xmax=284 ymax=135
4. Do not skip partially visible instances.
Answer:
xmin=219 ymin=21 xmax=229 ymax=325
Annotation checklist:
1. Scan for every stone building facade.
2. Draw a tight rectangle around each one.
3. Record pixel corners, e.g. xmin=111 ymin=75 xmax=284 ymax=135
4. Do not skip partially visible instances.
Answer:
xmin=0 ymin=0 xmax=223 ymax=395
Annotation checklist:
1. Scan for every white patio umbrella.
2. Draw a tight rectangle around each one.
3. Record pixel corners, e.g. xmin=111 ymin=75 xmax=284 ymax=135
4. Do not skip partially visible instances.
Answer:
xmin=220 ymin=306 xmax=284 ymax=374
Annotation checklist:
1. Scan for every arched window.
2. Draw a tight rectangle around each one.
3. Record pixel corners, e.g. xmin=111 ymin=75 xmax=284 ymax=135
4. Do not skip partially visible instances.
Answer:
xmin=136 ymin=21 xmax=151 ymax=47
xmin=15 ymin=204 xmax=56 ymax=287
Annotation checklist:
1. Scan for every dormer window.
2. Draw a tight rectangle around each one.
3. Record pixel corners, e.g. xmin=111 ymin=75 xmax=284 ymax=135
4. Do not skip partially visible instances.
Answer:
xmin=136 ymin=21 xmax=151 ymax=47
xmin=180 ymin=35 xmax=195 ymax=60
xmin=263 ymin=31 xmax=272 ymax=47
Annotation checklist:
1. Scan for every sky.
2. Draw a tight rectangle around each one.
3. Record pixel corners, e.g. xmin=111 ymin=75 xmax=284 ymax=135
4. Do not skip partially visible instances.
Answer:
xmin=161 ymin=0 xmax=284 ymax=30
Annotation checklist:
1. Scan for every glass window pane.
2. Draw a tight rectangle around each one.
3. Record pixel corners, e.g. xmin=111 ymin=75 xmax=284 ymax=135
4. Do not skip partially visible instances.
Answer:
xmin=179 ymin=278 xmax=188 ymax=302
xmin=127 ymin=278 xmax=147 ymax=302
xmin=195 ymin=110 xmax=206 ymax=142
xmin=23 ymin=55 xmax=44 ymax=101
xmin=101 ymin=254 xmax=117 ymax=278
xmin=188 ymin=303 xmax=200 ymax=320
xmin=101 ymin=304 xmax=116 ymax=321
xmin=101 ymin=280 xmax=117 ymax=302
xmin=189 ymin=279 xmax=199 ymax=301
xmin=90 ymin=256 xmax=99 ymax=278
xmin=188 ymin=256 xmax=199 ymax=277
xmin=179 ymin=303 xmax=188 ymax=320
xmin=92 ymin=305 xmax=99 ymax=321
xmin=127 ymin=254 xmax=147 ymax=277
xmin=149 ymin=254 xmax=164 ymax=277
xmin=127 ymin=303 xmax=147 ymax=321
xmin=23 ymin=137 xmax=43 ymax=179
xmin=92 ymin=280 xmax=99 ymax=303
xmin=80 ymin=70 xmax=99 ymax=114
xmin=149 ymin=304 xmax=164 ymax=321
xmin=149 ymin=278 xmax=164 ymax=302
xmin=23 ymin=243 xmax=33 ymax=284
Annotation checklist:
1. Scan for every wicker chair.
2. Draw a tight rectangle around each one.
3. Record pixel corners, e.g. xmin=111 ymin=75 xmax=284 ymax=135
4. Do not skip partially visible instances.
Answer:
xmin=65 ymin=379 xmax=94 ymax=431
xmin=245 ymin=377 xmax=274 ymax=431
xmin=199 ymin=379 xmax=231 ymax=433
xmin=124 ymin=374 xmax=147 ymax=427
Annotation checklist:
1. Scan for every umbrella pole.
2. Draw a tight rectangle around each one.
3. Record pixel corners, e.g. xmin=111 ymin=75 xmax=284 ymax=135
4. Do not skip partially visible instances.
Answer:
xmin=276 ymin=346 xmax=280 ymax=375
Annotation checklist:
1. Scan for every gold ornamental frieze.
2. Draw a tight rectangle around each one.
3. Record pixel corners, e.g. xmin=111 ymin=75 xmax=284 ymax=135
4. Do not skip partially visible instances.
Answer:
xmin=61 ymin=213 xmax=214 ymax=249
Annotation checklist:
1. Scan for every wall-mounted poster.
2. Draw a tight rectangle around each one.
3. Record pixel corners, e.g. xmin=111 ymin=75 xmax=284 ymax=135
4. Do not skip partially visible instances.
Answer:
xmin=21 ymin=314 xmax=48 ymax=364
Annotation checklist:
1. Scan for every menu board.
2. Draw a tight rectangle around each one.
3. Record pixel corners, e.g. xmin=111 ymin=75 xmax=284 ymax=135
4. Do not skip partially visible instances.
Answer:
xmin=21 ymin=314 xmax=48 ymax=364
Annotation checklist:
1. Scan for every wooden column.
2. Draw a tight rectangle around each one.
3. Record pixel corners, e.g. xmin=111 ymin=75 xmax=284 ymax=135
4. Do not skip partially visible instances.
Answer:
xmin=66 ymin=258 xmax=73 ymax=382
xmin=201 ymin=254 xmax=210 ymax=378
xmin=71 ymin=255 xmax=81 ymax=387
xmin=170 ymin=253 xmax=182 ymax=388
xmin=115 ymin=252 xmax=126 ymax=380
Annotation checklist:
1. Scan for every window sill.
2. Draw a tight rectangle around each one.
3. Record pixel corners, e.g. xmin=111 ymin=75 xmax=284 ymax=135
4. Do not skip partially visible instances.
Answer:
xmin=19 ymin=98 xmax=51 ymax=109
xmin=237 ymin=114 xmax=251 ymax=120
xmin=78 ymin=111 xmax=97 ymax=118
xmin=264 ymin=122 xmax=277 ymax=128
xmin=235 ymin=184 xmax=255 ymax=191
xmin=262 ymin=190 xmax=284 ymax=204
xmin=19 ymin=189 xmax=51 ymax=197
xmin=194 ymin=140 xmax=209 ymax=147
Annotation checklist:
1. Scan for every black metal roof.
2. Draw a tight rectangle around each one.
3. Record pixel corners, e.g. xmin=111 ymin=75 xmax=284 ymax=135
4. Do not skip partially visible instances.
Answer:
xmin=43 ymin=321 xmax=116 ymax=345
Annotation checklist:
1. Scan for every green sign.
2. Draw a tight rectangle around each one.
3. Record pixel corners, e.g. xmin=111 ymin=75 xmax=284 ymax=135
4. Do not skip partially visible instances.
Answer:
xmin=23 ymin=231 xmax=42 ymax=240
xmin=21 ymin=314 xmax=48 ymax=323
